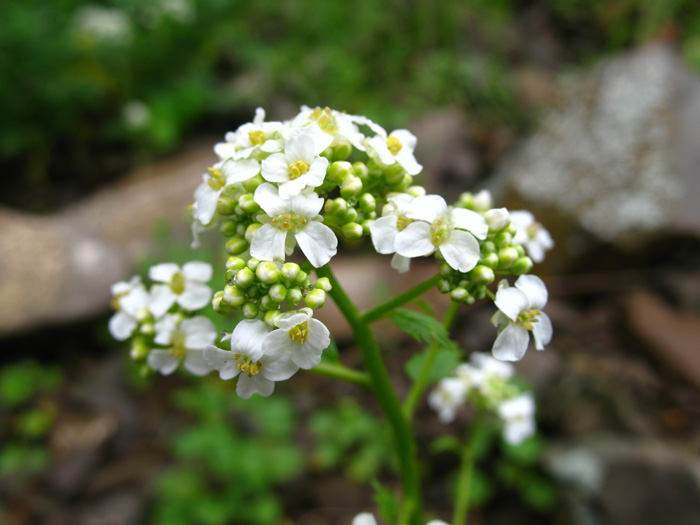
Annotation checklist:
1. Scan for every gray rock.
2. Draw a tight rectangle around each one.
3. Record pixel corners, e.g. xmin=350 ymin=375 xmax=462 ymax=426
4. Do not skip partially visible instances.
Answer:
xmin=492 ymin=45 xmax=700 ymax=258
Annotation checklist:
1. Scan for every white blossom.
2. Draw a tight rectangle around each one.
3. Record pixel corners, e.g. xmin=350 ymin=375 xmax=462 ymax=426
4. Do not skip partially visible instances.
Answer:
xmin=491 ymin=275 xmax=553 ymax=361
xmin=191 ymin=158 xmax=260 ymax=225
xmin=203 ymin=320 xmax=298 ymax=398
xmin=250 ymin=183 xmax=337 ymax=267
xmin=510 ymin=210 xmax=554 ymax=263
xmin=395 ymin=195 xmax=488 ymax=272
xmin=148 ymin=262 xmax=213 ymax=316
xmin=428 ymin=377 xmax=468 ymax=424
xmin=215 ymin=107 xmax=287 ymax=161
xmin=366 ymin=129 xmax=422 ymax=175
xmin=369 ymin=193 xmax=417 ymax=273
xmin=262 ymin=311 xmax=330 ymax=369
xmin=108 ymin=277 xmax=150 ymax=340
xmin=261 ymin=132 xmax=329 ymax=198
xmin=498 ymin=393 xmax=536 ymax=445
xmin=292 ymin=106 xmax=375 ymax=152
xmin=147 ymin=315 xmax=217 ymax=376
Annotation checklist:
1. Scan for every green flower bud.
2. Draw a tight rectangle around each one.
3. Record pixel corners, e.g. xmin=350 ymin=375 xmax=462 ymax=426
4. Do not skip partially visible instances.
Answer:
xmin=225 ymin=237 xmax=249 ymax=255
xmin=438 ymin=279 xmax=451 ymax=294
xmin=514 ymin=244 xmax=525 ymax=257
xmin=235 ymin=267 xmax=255 ymax=288
xmin=130 ymin=340 xmax=150 ymax=361
xmin=485 ymin=208 xmax=510 ymax=232
xmin=238 ymin=193 xmax=261 ymax=214
xmin=314 ymin=277 xmax=332 ymax=292
xmin=512 ymin=256 xmax=534 ymax=275
xmin=245 ymin=223 xmax=262 ymax=243
xmin=325 ymin=198 xmax=347 ymax=216
xmin=269 ymin=284 xmax=288 ymax=303
xmin=226 ymin=256 xmax=247 ymax=271
xmin=264 ymin=309 xmax=282 ymax=328
xmin=344 ymin=207 xmax=359 ymax=223
xmin=482 ymin=241 xmax=496 ymax=254
xmin=384 ymin=164 xmax=405 ymax=185
xmin=246 ymin=257 xmax=260 ymax=271
xmin=439 ymin=262 xmax=452 ymax=277
xmin=281 ymin=262 xmax=301 ymax=281
xmin=332 ymin=141 xmax=352 ymax=161
xmin=259 ymin=294 xmax=275 ymax=311
xmin=224 ymin=269 xmax=236 ymax=282
xmin=241 ymin=174 xmax=264 ymax=193
xmin=497 ymin=247 xmax=519 ymax=269
xmin=329 ymin=161 xmax=353 ymax=183
xmin=242 ymin=302 xmax=259 ymax=319
xmin=140 ymin=364 xmax=154 ymax=378
xmin=295 ymin=270 xmax=308 ymax=283
xmin=450 ymin=287 xmax=468 ymax=302
xmin=246 ymin=286 xmax=261 ymax=299
xmin=213 ymin=291 xmax=234 ymax=313
xmin=256 ymin=261 xmax=281 ymax=284
xmin=139 ymin=322 xmax=155 ymax=336
xmin=286 ymin=288 xmax=303 ymax=305
xmin=223 ymin=284 xmax=246 ymax=307
xmin=481 ymin=253 xmax=499 ymax=269
xmin=361 ymin=219 xmax=373 ymax=235
xmin=341 ymin=222 xmax=363 ymax=239
xmin=305 ymin=288 xmax=327 ymax=309
xmin=217 ymin=194 xmax=237 ymax=216
xmin=406 ymin=185 xmax=427 ymax=198
xmin=219 ymin=219 xmax=237 ymax=237
xmin=357 ymin=193 xmax=376 ymax=213
xmin=352 ymin=161 xmax=369 ymax=179
xmin=493 ymin=231 xmax=513 ymax=248
xmin=471 ymin=265 xmax=495 ymax=286
xmin=340 ymin=175 xmax=363 ymax=199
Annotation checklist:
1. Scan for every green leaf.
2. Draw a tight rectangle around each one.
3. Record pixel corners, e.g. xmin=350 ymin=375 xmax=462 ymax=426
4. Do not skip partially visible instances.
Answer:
xmin=518 ymin=473 xmax=558 ymax=511
xmin=404 ymin=346 xmax=460 ymax=383
xmin=372 ymin=479 xmax=400 ymax=525
xmin=391 ymin=308 xmax=455 ymax=349
xmin=501 ymin=434 xmax=544 ymax=465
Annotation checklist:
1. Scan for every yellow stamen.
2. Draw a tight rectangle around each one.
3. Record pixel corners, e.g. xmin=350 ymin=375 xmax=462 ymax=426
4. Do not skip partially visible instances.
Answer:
xmin=289 ymin=321 xmax=309 ymax=344
xmin=170 ymin=272 xmax=185 ymax=295
xmin=249 ymin=130 xmax=266 ymax=146
xmin=206 ymin=167 xmax=226 ymax=190
xmin=288 ymin=160 xmax=310 ymax=180
xmin=387 ymin=136 xmax=403 ymax=155
xmin=396 ymin=215 xmax=412 ymax=231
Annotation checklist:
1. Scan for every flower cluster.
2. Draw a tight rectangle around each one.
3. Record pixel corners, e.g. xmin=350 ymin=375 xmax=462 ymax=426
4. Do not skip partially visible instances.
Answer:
xmin=428 ymin=352 xmax=536 ymax=445
xmin=353 ymin=513 xmax=448 ymax=525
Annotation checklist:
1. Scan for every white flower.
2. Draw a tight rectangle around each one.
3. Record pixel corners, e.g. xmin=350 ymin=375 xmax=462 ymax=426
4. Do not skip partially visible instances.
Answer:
xmin=484 ymin=208 xmax=510 ymax=231
xmin=510 ymin=210 xmax=554 ymax=263
xmin=108 ymin=277 xmax=150 ymax=340
xmin=369 ymin=193 xmax=417 ymax=273
xmin=262 ymin=311 xmax=330 ymax=369
xmin=491 ymin=275 xmax=553 ymax=361
xmin=148 ymin=262 xmax=213 ymax=316
xmin=395 ymin=195 xmax=488 ymax=272
xmin=428 ymin=377 xmax=468 ymax=424
xmin=292 ymin=106 xmax=374 ymax=152
xmin=352 ymin=513 xmax=377 ymax=525
xmin=203 ymin=320 xmax=299 ymax=398
xmin=366 ymin=129 xmax=422 ymax=175
xmin=215 ymin=107 xmax=287 ymax=161
xmin=261 ymin=132 xmax=329 ymax=198
xmin=191 ymin=158 xmax=260 ymax=225
xmin=469 ymin=352 xmax=514 ymax=381
xmin=147 ymin=315 xmax=217 ymax=376
xmin=498 ymin=393 xmax=536 ymax=445
xmin=250 ymin=183 xmax=337 ymax=267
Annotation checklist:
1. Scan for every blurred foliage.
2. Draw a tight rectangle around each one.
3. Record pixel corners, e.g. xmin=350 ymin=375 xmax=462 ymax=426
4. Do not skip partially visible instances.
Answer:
xmin=5 ymin=0 xmax=700 ymax=209
xmin=0 ymin=361 xmax=62 ymax=480
xmin=153 ymin=379 xmax=304 ymax=525
xmin=310 ymin=397 xmax=394 ymax=482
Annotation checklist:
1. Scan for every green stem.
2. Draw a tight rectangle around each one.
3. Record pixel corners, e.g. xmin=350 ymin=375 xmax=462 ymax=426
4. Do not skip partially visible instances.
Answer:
xmin=402 ymin=301 xmax=460 ymax=419
xmin=452 ymin=413 xmax=483 ymax=525
xmin=362 ymin=273 xmax=441 ymax=324
xmin=309 ymin=362 xmax=371 ymax=387
xmin=316 ymin=264 xmax=423 ymax=525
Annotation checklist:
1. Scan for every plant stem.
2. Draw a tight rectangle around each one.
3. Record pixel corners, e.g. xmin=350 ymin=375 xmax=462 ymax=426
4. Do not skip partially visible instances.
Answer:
xmin=316 ymin=264 xmax=423 ymax=524
xmin=452 ymin=413 xmax=483 ymax=525
xmin=402 ymin=301 xmax=460 ymax=419
xmin=309 ymin=362 xmax=370 ymax=387
xmin=362 ymin=273 xmax=441 ymax=324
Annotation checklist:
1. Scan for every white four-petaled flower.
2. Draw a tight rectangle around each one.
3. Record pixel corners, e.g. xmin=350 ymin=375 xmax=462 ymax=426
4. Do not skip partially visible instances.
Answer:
xmin=214 ymin=107 xmax=286 ymax=161
xmin=108 ymin=277 xmax=151 ymax=341
xmin=366 ymin=129 xmax=422 ymax=175
xmin=497 ymin=393 xmax=536 ymax=445
xmin=491 ymin=275 xmax=553 ymax=361
xmin=148 ymin=262 xmax=213 ymax=317
xmin=147 ymin=315 xmax=217 ymax=376
xmin=261 ymin=132 xmax=329 ymax=198
xmin=510 ymin=210 xmax=554 ymax=263
xmin=262 ymin=311 xmax=331 ymax=369
xmin=250 ymin=183 xmax=337 ymax=268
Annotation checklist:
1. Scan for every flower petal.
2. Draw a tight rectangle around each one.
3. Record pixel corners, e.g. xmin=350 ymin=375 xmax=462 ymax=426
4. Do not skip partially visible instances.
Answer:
xmin=290 ymin=192 xmax=324 ymax=218
xmin=395 ymin=221 xmax=434 ymax=258
xmin=149 ymin=263 xmax=180 ymax=283
xmin=295 ymin=222 xmax=337 ymax=267
xmin=514 ymin=275 xmax=548 ymax=310
xmin=229 ymin=319 xmax=268 ymax=361
xmin=250 ymin=224 xmax=289 ymax=262
xmin=491 ymin=323 xmax=530 ymax=361
xmin=148 ymin=285 xmax=176 ymax=318
xmin=440 ymin=230 xmax=480 ymax=272
xmin=108 ymin=312 xmax=136 ymax=341
xmin=395 ymin=149 xmax=422 ymax=175
xmin=254 ymin=183 xmax=286 ymax=216
xmin=147 ymin=350 xmax=179 ymax=375
xmin=183 ymin=349 xmax=212 ymax=376
xmin=202 ymin=346 xmax=240 ymax=380
xmin=367 ymin=136 xmax=395 ymax=165
xmin=154 ymin=315 xmax=177 ymax=345
xmin=451 ymin=208 xmax=488 ymax=239
xmin=178 ymin=282 xmax=213 ymax=311
xmin=182 ymin=262 xmax=213 ymax=283
xmin=221 ymin=158 xmax=259 ymax=185
xmin=261 ymin=353 xmax=299 ymax=381
xmin=369 ymin=215 xmax=399 ymax=254
xmin=237 ymin=373 xmax=274 ymax=398
xmin=193 ymin=186 xmax=219 ymax=225
xmin=181 ymin=316 xmax=217 ymax=349
xmin=494 ymin=287 xmax=529 ymax=322
xmin=407 ymin=195 xmax=446 ymax=223
xmin=261 ymin=154 xmax=290 ymax=183
xmin=532 ymin=312 xmax=553 ymax=350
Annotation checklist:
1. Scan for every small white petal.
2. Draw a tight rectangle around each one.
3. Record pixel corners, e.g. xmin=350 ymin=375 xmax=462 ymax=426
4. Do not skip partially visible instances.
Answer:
xmin=182 ymin=262 xmax=213 ymax=283
xmin=183 ymin=350 xmax=212 ymax=376
xmin=250 ymin=224 xmax=289 ymax=262
xmin=452 ymin=208 xmax=489 ymax=239
xmin=369 ymin=215 xmax=399 ymax=254
xmin=391 ymin=129 xmax=417 ymax=149
xmin=147 ymin=350 xmax=179 ymax=375
xmin=395 ymin=149 xmax=422 ymax=175
xmin=352 ymin=513 xmax=378 ymax=525
xmin=492 ymin=323 xmax=530 ymax=361
xmin=108 ymin=312 xmax=136 ymax=341
xmin=261 ymin=352 xmax=299 ymax=381
xmin=149 ymin=263 xmax=180 ymax=283
xmin=261 ymin=154 xmax=291 ymax=183
xmin=181 ymin=317 xmax=217 ymax=349
xmin=154 ymin=315 xmax=177 ymax=345
xmin=177 ymin=282 xmax=213 ymax=311
xmin=202 ymin=346 xmax=240 ymax=380
xmin=229 ymin=319 xmax=268 ymax=361
xmin=193 ymin=186 xmax=219 ymax=225
xmin=254 ymin=183 xmax=287 ymax=216
xmin=290 ymin=192 xmax=324 ymax=218
xmin=394 ymin=221 xmax=434 ymax=258
xmin=514 ymin=275 xmax=548 ymax=310
xmin=407 ymin=195 xmax=447 ymax=223
xmin=367 ymin=135 xmax=395 ymax=165
xmin=439 ymin=230 xmax=480 ymax=272
xmin=390 ymin=253 xmax=411 ymax=273
xmin=221 ymin=158 xmax=260 ymax=184
xmin=532 ymin=312 xmax=553 ymax=350
xmin=295 ymin=222 xmax=337 ymax=268
xmin=494 ymin=287 xmax=529 ymax=322
xmin=148 ymin=285 xmax=176 ymax=318
xmin=237 ymin=373 xmax=274 ymax=398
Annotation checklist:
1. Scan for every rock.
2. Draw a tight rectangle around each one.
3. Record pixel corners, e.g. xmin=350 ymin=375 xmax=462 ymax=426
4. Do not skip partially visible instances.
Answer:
xmin=0 ymin=141 xmax=217 ymax=337
xmin=624 ymin=291 xmax=700 ymax=391
xmin=491 ymin=44 xmax=700 ymax=269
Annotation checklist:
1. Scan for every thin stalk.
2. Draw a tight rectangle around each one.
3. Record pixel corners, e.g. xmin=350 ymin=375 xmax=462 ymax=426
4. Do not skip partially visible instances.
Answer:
xmin=452 ymin=413 xmax=483 ymax=525
xmin=316 ymin=264 xmax=423 ymax=524
xmin=309 ymin=362 xmax=370 ymax=387
xmin=403 ymin=301 xmax=460 ymax=419
xmin=362 ymin=273 xmax=441 ymax=324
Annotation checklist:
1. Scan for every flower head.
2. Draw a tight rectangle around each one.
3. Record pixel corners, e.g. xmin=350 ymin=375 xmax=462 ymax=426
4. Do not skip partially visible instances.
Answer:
xmin=262 ymin=311 xmax=330 ymax=369
xmin=497 ymin=393 xmax=536 ymax=445
xmin=148 ymin=262 xmax=213 ymax=316
xmin=428 ymin=377 xmax=469 ymax=424
xmin=491 ymin=275 xmax=552 ymax=361
xmin=510 ymin=210 xmax=554 ymax=263
xmin=147 ymin=315 xmax=217 ymax=376
xmin=203 ymin=320 xmax=299 ymax=398
xmin=261 ymin=132 xmax=329 ymax=198
xmin=367 ymin=129 xmax=422 ymax=175
xmin=215 ymin=107 xmax=287 ymax=161
xmin=108 ymin=277 xmax=151 ymax=340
